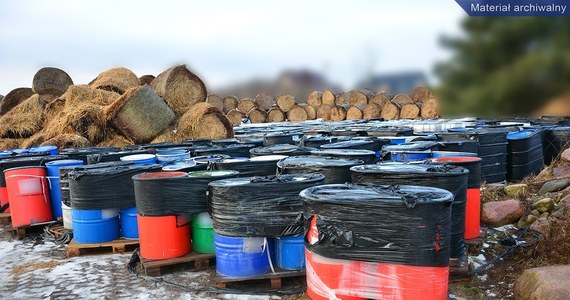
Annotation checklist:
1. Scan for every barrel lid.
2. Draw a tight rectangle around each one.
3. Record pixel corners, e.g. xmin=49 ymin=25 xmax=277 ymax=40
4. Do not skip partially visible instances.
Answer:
xmin=219 ymin=157 xmax=250 ymax=163
xmin=29 ymin=145 xmax=57 ymax=153
xmin=162 ymin=161 xmax=198 ymax=171
xmin=120 ymin=154 xmax=156 ymax=161
xmin=382 ymin=141 xmax=438 ymax=151
xmin=187 ymin=170 xmax=239 ymax=177
xmin=507 ymin=129 xmax=541 ymax=140
xmin=431 ymin=157 xmax=482 ymax=164
xmin=431 ymin=151 xmax=478 ymax=157
xmin=134 ymin=171 xmax=187 ymax=180
xmin=4 ymin=165 xmax=47 ymax=173
xmin=156 ymin=149 xmax=190 ymax=156
xmin=249 ymin=155 xmax=288 ymax=161
xmin=45 ymin=159 xmax=84 ymax=167
xmin=208 ymin=173 xmax=325 ymax=187
xmin=277 ymin=156 xmax=364 ymax=168
xmin=310 ymin=149 xmax=376 ymax=156
xmin=320 ymin=140 xmax=374 ymax=149
xmin=351 ymin=162 xmax=469 ymax=176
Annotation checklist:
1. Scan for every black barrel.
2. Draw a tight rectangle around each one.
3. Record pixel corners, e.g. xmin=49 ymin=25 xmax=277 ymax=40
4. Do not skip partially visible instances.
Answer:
xmin=310 ymin=149 xmax=377 ymax=164
xmin=277 ymin=156 xmax=364 ymax=184
xmin=194 ymin=144 xmax=256 ymax=158
xmin=249 ymin=144 xmax=315 ymax=157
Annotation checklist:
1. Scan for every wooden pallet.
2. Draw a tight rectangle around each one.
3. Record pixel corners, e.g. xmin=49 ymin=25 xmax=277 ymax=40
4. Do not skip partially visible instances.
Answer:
xmin=140 ymin=252 xmax=215 ymax=276
xmin=215 ymin=269 xmax=306 ymax=289
xmin=66 ymin=238 xmax=139 ymax=257
xmin=465 ymin=227 xmax=488 ymax=247
xmin=12 ymin=221 xmax=57 ymax=238
xmin=0 ymin=212 xmax=11 ymax=225
xmin=48 ymin=224 xmax=71 ymax=239
xmin=449 ymin=247 xmax=470 ymax=283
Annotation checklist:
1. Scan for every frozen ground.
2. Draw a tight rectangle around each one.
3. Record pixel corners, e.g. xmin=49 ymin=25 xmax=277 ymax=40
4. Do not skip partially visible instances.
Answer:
xmin=0 ymin=224 xmax=296 ymax=300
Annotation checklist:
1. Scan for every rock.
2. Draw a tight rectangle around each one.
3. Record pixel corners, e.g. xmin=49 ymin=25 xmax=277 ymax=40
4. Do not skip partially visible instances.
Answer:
xmin=541 ymin=212 xmax=550 ymax=218
xmin=560 ymin=194 xmax=570 ymax=208
xmin=533 ymin=198 xmax=556 ymax=213
xmin=504 ymin=184 xmax=529 ymax=197
xmin=539 ymin=178 xmax=570 ymax=194
xmin=481 ymin=199 xmax=525 ymax=227
xmin=551 ymin=209 xmax=566 ymax=219
xmin=530 ymin=216 xmax=550 ymax=236
xmin=562 ymin=148 xmax=570 ymax=162
xmin=531 ymin=209 xmax=541 ymax=217
xmin=515 ymin=265 xmax=570 ymax=299
xmin=517 ymin=214 xmax=538 ymax=228
xmin=553 ymin=166 xmax=570 ymax=178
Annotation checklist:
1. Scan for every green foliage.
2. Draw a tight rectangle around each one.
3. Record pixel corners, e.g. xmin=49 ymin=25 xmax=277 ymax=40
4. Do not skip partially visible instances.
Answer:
xmin=436 ymin=18 xmax=570 ymax=117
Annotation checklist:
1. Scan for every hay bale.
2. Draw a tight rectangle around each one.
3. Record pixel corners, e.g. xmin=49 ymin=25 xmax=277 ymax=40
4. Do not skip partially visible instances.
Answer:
xmin=363 ymin=103 xmax=382 ymax=119
xmin=89 ymin=67 xmax=139 ymax=95
xmin=276 ymin=95 xmax=296 ymax=112
xmin=322 ymin=90 xmax=338 ymax=106
xmin=41 ymin=134 xmax=91 ymax=149
xmin=301 ymin=104 xmax=317 ymax=120
xmin=266 ymin=107 xmax=286 ymax=123
xmin=206 ymin=94 xmax=224 ymax=111
xmin=247 ymin=107 xmax=266 ymax=123
xmin=44 ymin=104 xmax=107 ymax=144
xmin=0 ymin=88 xmax=33 ymax=116
xmin=97 ymin=132 xmax=134 ymax=148
xmin=411 ymin=86 xmax=430 ymax=102
xmin=150 ymin=128 xmax=177 ymax=144
xmin=139 ymin=75 xmax=155 ymax=86
xmin=330 ymin=105 xmax=347 ymax=121
xmin=335 ymin=92 xmax=350 ymax=106
xmin=177 ymin=102 xmax=233 ymax=140
xmin=21 ymin=132 xmax=47 ymax=148
xmin=346 ymin=106 xmax=363 ymax=120
xmin=226 ymin=109 xmax=246 ymax=126
xmin=0 ymin=138 xmax=23 ymax=150
xmin=150 ymin=65 xmax=207 ymax=116
xmin=287 ymin=105 xmax=308 ymax=122
xmin=370 ymin=92 xmax=390 ymax=107
xmin=381 ymin=101 xmax=401 ymax=120
xmin=254 ymin=92 xmax=274 ymax=111
xmin=105 ymin=85 xmax=176 ymax=144
xmin=32 ymin=67 xmax=73 ymax=97
xmin=0 ymin=94 xmax=46 ymax=138
xmin=307 ymin=91 xmax=322 ymax=107
xmin=237 ymin=98 xmax=256 ymax=113
xmin=316 ymin=104 xmax=333 ymax=121
xmin=60 ymin=85 xmax=120 ymax=107
xmin=223 ymin=96 xmax=239 ymax=114
xmin=400 ymin=103 xmax=420 ymax=119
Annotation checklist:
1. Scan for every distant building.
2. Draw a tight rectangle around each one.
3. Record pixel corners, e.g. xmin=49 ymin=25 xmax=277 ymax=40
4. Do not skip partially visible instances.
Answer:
xmin=358 ymin=71 xmax=426 ymax=95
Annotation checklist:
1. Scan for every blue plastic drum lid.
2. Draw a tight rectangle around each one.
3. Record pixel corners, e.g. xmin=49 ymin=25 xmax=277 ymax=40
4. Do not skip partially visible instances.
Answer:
xmin=72 ymin=209 xmax=120 ymax=243
xmin=156 ymin=149 xmax=191 ymax=163
xmin=431 ymin=151 xmax=478 ymax=158
xmin=120 ymin=207 xmax=139 ymax=239
xmin=29 ymin=145 xmax=58 ymax=155
xmin=120 ymin=154 xmax=157 ymax=165
xmin=214 ymin=234 xmax=270 ymax=278
xmin=273 ymin=234 xmax=305 ymax=270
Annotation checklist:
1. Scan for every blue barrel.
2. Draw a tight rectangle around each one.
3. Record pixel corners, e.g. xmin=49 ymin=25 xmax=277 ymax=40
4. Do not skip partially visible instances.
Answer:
xmin=120 ymin=154 xmax=157 ymax=165
xmin=12 ymin=148 xmax=28 ymax=154
xmin=431 ymin=151 xmax=478 ymax=158
xmin=120 ymin=207 xmax=138 ymax=239
xmin=156 ymin=149 xmax=191 ymax=164
xmin=72 ymin=208 xmax=120 ymax=243
xmin=390 ymin=151 xmax=432 ymax=161
xmin=214 ymin=234 xmax=270 ymax=277
xmin=45 ymin=159 xmax=84 ymax=219
xmin=29 ymin=145 xmax=58 ymax=155
xmin=273 ymin=234 xmax=305 ymax=270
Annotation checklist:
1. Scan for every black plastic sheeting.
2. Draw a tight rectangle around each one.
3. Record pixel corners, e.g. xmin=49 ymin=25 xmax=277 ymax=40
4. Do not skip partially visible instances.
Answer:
xmin=310 ymin=149 xmax=377 ymax=164
xmin=134 ymin=170 xmax=239 ymax=216
xmin=351 ymin=163 xmax=468 ymax=259
xmin=213 ymin=157 xmax=284 ymax=177
xmin=382 ymin=141 xmax=439 ymax=152
xmin=320 ymin=140 xmax=377 ymax=152
xmin=208 ymin=173 xmax=325 ymax=237
xmin=437 ymin=140 xmax=479 ymax=154
xmin=298 ymin=136 xmax=338 ymax=148
xmin=69 ymin=164 xmax=162 ymax=209
xmin=428 ymin=158 xmax=482 ymax=189
xmin=544 ymin=127 xmax=570 ymax=165
xmin=0 ymin=155 xmax=68 ymax=187
xmin=365 ymin=126 xmax=414 ymax=137
xmin=86 ymin=150 xmax=150 ymax=164
xmin=277 ymin=156 xmax=364 ymax=184
xmin=302 ymin=183 xmax=453 ymax=266
xmin=263 ymin=132 xmax=302 ymax=146
xmin=249 ymin=144 xmax=315 ymax=157
xmin=60 ymin=147 xmax=120 ymax=162
xmin=194 ymin=144 xmax=256 ymax=158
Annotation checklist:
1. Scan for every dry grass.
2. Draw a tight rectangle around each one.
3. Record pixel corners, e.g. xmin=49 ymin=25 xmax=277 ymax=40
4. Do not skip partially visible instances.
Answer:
xmin=21 ymin=132 xmax=47 ymax=148
xmin=89 ymin=67 xmax=139 ymax=94
xmin=0 ymin=87 xmax=33 ymax=115
xmin=97 ymin=130 xmax=134 ymax=148
xmin=44 ymin=104 xmax=107 ymax=144
xmin=41 ymin=134 xmax=91 ymax=149
xmin=12 ymin=261 xmax=61 ymax=276
xmin=177 ymin=102 xmax=233 ymax=141
xmin=150 ymin=127 xmax=177 ymax=144
xmin=60 ymin=85 xmax=120 ymax=107
xmin=0 ymin=94 xmax=46 ymax=138
xmin=0 ymin=138 xmax=23 ymax=150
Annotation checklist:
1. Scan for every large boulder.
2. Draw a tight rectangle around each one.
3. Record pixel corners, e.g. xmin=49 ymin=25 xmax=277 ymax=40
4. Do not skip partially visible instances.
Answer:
xmin=504 ymin=184 xmax=529 ymax=197
xmin=515 ymin=265 xmax=570 ymax=299
xmin=481 ymin=199 xmax=525 ymax=227
xmin=539 ymin=178 xmax=570 ymax=195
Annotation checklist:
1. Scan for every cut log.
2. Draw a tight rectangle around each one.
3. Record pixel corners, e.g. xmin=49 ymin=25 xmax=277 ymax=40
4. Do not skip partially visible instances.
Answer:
xmin=335 ymin=92 xmax=350 ymax=106
xmin=226 ymin=109 xmax=246 ymax=126
xmin=330 ymin=105 xmax=347 ymax=121
xmin=150 ymin=65 xmax=207 ymax=116
xmin=177 ymin=102 xmax=233 ymax=140
xmin=349 ymin=90 xmax=372 ymax=110
xmin=276 ymin=95 xmax=296 ymax=112
xmin=421 ymin=96 xmax=439 ymax=119
xmin=400 ymin=103 xmax=421 ymax=119
xmin=410 ymin=86 xmax=431 ymax=102
xmin=316 ymin=104 xmax=333 ymax=121
xmin=222 ymin=96 xmax=239 ymax=114
xmin=254 ymin=92 xmax=274 ymax=111
xmin=237 ymin=98 xmax=256 ymax=113
xmin=392 ymin=93 xmax=414 ymax=106
xmin=266 ymin=107 xmax=286 ymax=123
xmin=381 ymin=101 xmax=401 ymax=120
xmin=247 ymin=107 xmax=266 ymax=123
xmin=32 ymin=67 xmax=73 ymax=97
xmin=287 ymin=105 xmax=308 ymax=122
xmin=0 ymin=88 xmax=34 ymax=116
xmin=206 ymin=94 xmax=224 ymax=111
xmin=322 ymin=90 xmax=338 ymax=106
xmin=139 ymin=75 xmax=155 ymax=86
xmin=346 ymin=106 xmax=363 ymax=120
xmin=369 ymin=92 xmax=390 ymax=108
xmin=307 ymin=91 xmax=322 ymax=107
xmin=301 ymin=104 xmax=317 ymax=120
xmin=363 ymin=103 xmax=382 ymax=119
xmin=90 ymin=67 xmax=139 ymax=95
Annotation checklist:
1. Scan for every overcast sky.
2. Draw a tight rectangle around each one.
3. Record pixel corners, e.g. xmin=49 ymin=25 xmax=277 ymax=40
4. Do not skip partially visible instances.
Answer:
xmin=0 ymin=0 xmax=465 ymax=95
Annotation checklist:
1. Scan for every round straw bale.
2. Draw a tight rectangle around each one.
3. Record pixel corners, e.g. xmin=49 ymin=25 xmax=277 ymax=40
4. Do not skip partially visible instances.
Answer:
xmin=0 ymin=88 xmax=33 ymax=116
xmin=97 ymin=131 xmax=134 ymax=148
xmin=335 ymin=92 xmax=350 ymax=106
xmin=32 ymin=67 xmax=73 ymax=97
xmin=21 ymin=132 xmax=48 ymax=148
xmin=0 ymin=94 xmax=46 ymax=138
xmin=247 ymin=107 xmax=266 ymax=123
xmin=223 ymin=96 xmax=239 ymax=114
xmin=226 ymin=109 xmax=247 ymax=126
xmin=316 ymin=104 xmax=333 ymax=121
xmin=301 ymin=104 xmax=317 ymax=120
xmin=254 ymin=92 xmax=274 ymax=111
xmin=139 ymin=75 xmax=155 ymax=86
xmin=287 ymin=105 xmax=308 ymax=122
xmin=44 ymin=104 xmax=107 ymax=144
xmin=276 ymin=95 xmax=296 ymax=112
xmin=150 ymin=65 xmax=207 ymax=116
xmin=370 ymin=92 xmax=390 ymax=107
xmin=363 ymin=103 xmax=382 ymax=119
xmin=411 ymin=86 xmax=431 ymax=102
xmin=392 ymin=94 xmax=414 ymax=106
xmin=322 ymin=90 xmax=338 ymax=106
xmin=177 ymin=102 xmax=234 ymax=140
xmin=41 ymin=134 xmax=91 ymax=149
xmin=400 ymin=103 xmax=420 ymax=119
xmin=89 ymin=67 xmax=139 ymax=95
xmin=307 ymin=91 xmax=322 ymax=107
xmin=0 ymin=138 xmax=23 ymax=150
xmin=381 ymin=101 xmax=401 ymax=120
xmin=237 ymin=98 xmax=256 ymax=113
xmin=206 ymin=94 xmax=224 ymax=111
xmin=330 ymin=105 xmax=347 ymax=121
xmin=266 ymin=107 xmax=285 ymax=123
xmin=150 ymin=128 xmax=177 ymax=144
xmin=346 ymin=106 xmax=363 ymax=120
xmin=60 ymin=85 xmax=120 ymax=107
xmin=349 ymin=90 xmax=370 ymax=110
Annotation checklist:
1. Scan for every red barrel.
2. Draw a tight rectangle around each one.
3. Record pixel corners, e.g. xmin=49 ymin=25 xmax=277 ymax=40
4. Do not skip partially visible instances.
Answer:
xmin=138 ymin=214 xmax=192 ymax=260
xmin=5 ymin=166 xmax=53 ymax=227
xmin=0 ymin=187 xmax=9 ymax=213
